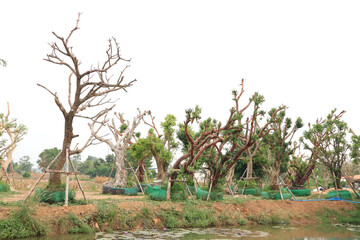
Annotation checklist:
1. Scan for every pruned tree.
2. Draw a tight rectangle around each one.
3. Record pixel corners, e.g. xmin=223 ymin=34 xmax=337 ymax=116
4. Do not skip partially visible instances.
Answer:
xmin=261 ymin=109 xmax=303 ymax=190
xmin=303 ymin=109 xmax=351 ymax=190
xmin=90 ymin=109 xmax=148 ymax=188
xmin=172 ymin=81 xmax=285 ymax=189
xmin=134 ymin=113 xmax=178 ymax=182
xmin=38 ymin=14 xmax=135 ymax=189
xmin=0 ymin=103 xmax=27 ymax=187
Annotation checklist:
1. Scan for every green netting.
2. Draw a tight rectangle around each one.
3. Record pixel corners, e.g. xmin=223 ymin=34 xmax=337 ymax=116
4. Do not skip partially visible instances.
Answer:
xmin=137 ymin=184 xmax=148 ymax=193
xmin=187 ymin=186 xmax=201 ymax=196
xmin=262 ymin=192 xmax=270 ymax=199
xmin=0 ymin=181 xmax=10 ymax=192
xmin=149 ymin=188 xmax=167 ymax=201
xmin=123 ymin=187 xmax=139 ymax=196
xmin=196 ymin=189 xmax=224 ymax=201
xmin=325 ymin=190 xmax=352 ymax=200
xmin=268 ymin=192 xmax=292 ymax=200
xmin=239 ymin=188 xmax=261 ymax=196
xmin=35 ymin=188 xmax=75 ymax=203
xmin=171 ymin=191 xmax=187 ymax=201
xmin=275 ymin=193 xmax=292 ymax=200
xmin=289 ymin=189 xmax=311 ymax=196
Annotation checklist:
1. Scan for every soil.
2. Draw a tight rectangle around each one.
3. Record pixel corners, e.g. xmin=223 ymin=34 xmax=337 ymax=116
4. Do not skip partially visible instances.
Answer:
xmin=0 ymin=174 xmax=358 ymax=236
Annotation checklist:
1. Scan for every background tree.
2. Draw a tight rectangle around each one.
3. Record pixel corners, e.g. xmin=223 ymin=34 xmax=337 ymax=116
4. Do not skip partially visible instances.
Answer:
xmin=37 ymin=148 xmax=61 ymax=171
xmin=38 ymin=14 xmax=135 ymax=189
xmin=261 ymin=108 xmax=303 ymax=190
xmin=137 ymin=113 xmax=178 ymax=182
xmin=129 ymin=139 xmax=152 ymax=182
xmin=90 ymin=110 xmax=148 ymax=188
xmin=0 ymin=103 xmax=27 ymax=185
xmin=303 ymin=109 xmax=351 ymax=189
xmin=14 ymin=155 xmax=33 ymax=173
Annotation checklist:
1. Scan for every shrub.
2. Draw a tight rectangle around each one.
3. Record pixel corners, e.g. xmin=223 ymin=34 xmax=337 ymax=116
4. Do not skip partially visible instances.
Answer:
xmin=0 ymin=181 xmax=10 ymax=192
xmin=0 ymin=205 xmax=49 ymax=239
xmin=22 ymin=172 xmax=31 ymax=178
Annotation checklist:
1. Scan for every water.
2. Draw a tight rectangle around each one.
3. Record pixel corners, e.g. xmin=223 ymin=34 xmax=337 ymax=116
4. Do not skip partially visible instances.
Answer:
xmin=23 ymin=224 xmax=360 ymax=240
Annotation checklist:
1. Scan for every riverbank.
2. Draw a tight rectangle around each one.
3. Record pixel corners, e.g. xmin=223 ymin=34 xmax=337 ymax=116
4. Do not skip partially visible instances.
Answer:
xmin=0 ymin=194 xmax=359 ymax=239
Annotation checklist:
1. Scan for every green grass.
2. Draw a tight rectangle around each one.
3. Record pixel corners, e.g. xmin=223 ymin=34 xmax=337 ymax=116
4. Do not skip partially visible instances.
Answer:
xmin=0 ymin=204 xmax=49 ymax=239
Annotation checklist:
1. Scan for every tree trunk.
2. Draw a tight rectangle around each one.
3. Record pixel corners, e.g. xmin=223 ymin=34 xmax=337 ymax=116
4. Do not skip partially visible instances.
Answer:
xmin=333 ymin=169 xmax=342 ymax=190
xmin=291 ymin=162 xmax=316 ymax=189
xmin=226 ymin=165 xmax=235 ymax=186
xmin=48 ymin=115 xmax=74 ymax=189
xmin=138 ymin=161 xmax=145 ymax=183
xmin=246 ymin=152 xmax=253 ymax=179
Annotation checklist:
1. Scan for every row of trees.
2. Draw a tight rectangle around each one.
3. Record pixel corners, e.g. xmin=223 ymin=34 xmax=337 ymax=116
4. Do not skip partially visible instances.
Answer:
xmin=2 ymin=15 xmax=360 ymax=194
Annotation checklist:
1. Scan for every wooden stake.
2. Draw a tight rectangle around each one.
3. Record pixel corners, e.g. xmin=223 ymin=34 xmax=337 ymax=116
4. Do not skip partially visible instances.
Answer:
xmin=23 ymin=150 xmax=62 ymax=203
xmin=207 ymin=179 xmax=213 ymax=201
xmin=227 ymin=181 xmax=235 ymax=199
xmin=331 ymin=172 xmax=340 ymax=198
xmin=125 ymin=158 xmax=144 ymax=195
xmin=279 ymin=177 xmax=296 ymax=200
xmin=65 ymin=148 xmax=69 ymax=206
xmin=185 ymin=181 xmax=194 ymax=200
xmin=68 ymin=156 xmax=87 ymax=202
xmin=278 ymin=176 xmax=284 ymax=200
xmin=166 ymin=176 xmax=171 ymax=201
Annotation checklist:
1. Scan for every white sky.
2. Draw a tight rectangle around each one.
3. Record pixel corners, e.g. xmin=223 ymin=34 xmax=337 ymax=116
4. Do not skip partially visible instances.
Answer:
xmin=1 ymin=1 xmax=360 ymax=167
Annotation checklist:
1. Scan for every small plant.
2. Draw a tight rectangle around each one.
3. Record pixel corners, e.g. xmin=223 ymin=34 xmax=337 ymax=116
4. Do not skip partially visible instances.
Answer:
xmin=0 ymin=204 xmax=49 ymax=239
xmin=22 ymin=172 xmax=31 ymax=178
xmin=237 ymin=217 xmax=248 ymax=225
xmin=58 ymin=213 xmax=93 ymax=234
xmin=0 ymin=180 xmax=10 ymax=192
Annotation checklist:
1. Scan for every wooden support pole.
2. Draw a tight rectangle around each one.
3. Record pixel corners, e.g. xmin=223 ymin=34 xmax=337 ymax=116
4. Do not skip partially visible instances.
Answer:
xmin=23 ymin=150 xmax=62 ymax=203
xmin=125 ymin=158 xmax=144 ymax=195
xmin=65 ymin=148 xmax=69 ymax=206
xmin=185 ymin=181 xmax=194 ymax=200
xmin=278 ymin=176 xmax=284 ymax=200
xmin=279 ymin=176 xmax=296 ymax=200
xmin=68 ymin=156 xmax=87 ymax=202
xmin=331 ymin=171 xmax=340 ymax=198
xmin=207 ymin=179 xmax=213 ymax=201
xmin=166 ymin=176 xmax=171 ymax=201
xmin=143 ymin=165 xmax=149 ymax=186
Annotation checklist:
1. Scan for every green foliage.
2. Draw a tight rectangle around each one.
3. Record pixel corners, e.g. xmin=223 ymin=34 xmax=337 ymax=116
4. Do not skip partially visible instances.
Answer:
xmin=351 ymin=134 xmax=360 ymax=164
xmin=0 ymin=180 xmax=10 ymax=192
xmin=37 ymin=147 xmax=61 ymax=171
xmin=59 ymin=213 xmax=93 ymax=234
xmin=159 ymin=204 xmax=217 ymax=228
xmin=0 ymin=59 xmax=7 ymax=67
xmin=77 ymin=154 xmax=115 ymax=178
xmin=302 ymin=109 xmax=352 ymax=187
xmin=13 ymin=155 xmax=33 ymax=173
xmin=248 ymin=212 xmax=287 ymax=225
xmin=0 ymin=205 xmax=49 ymax=239
xmin=22 ymin=171 xmax=31 ymax=178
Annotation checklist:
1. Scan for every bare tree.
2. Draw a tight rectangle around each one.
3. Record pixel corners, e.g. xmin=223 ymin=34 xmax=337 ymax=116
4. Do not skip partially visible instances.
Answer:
xmin=0 ymin=103 xmax=27 ymax=188
xmin=90 ymin=109 xmax=148 ymax=188
xmin=38 ymin=14 xmax=135 ymax=189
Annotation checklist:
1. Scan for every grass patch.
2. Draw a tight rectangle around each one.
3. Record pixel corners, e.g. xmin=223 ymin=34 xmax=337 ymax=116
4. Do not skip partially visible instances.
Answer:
xmin=58 ymin=213 xmax=93 ymax=234
xmin=0 ymin=204 xmax=49 ymax=239
xmin=248 ymin=212 xmax=288 ymax=225
xmin=318 ymin=205 xmax=360 ymax=224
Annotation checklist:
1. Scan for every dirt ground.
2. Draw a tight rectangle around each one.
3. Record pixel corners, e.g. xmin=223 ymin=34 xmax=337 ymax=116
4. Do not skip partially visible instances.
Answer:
xmin=0 ymin=174 xmax=358 ymax=228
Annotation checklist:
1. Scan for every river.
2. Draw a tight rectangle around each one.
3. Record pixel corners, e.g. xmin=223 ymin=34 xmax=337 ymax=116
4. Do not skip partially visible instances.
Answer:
xmin=23 ymin=224 xmax=360 ymax=240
